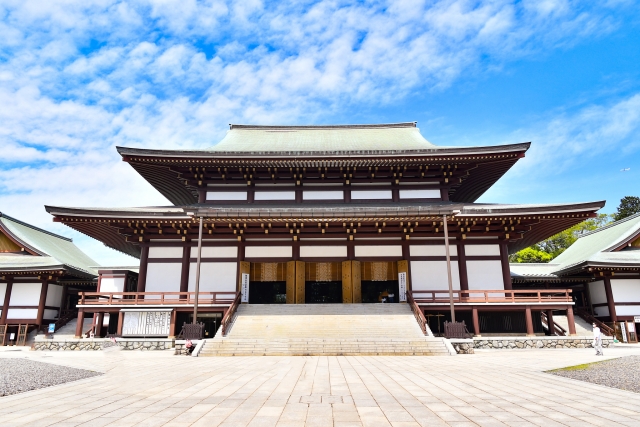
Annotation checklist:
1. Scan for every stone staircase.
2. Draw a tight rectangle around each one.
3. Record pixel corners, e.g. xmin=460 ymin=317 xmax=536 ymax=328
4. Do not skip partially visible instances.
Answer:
xmin=199 ymin=304 xmax=454 ymax=356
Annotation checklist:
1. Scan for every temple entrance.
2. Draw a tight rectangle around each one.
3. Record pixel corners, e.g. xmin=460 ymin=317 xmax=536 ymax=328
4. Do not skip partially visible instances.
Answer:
xmin=247 ymin=262 xmax=289 ymax=304
xmin=361 ymin=280 xmax=399 ymax=303
xmin=360 ymin=261 xmax=399 ymax=303
xmin=305 ymin=281 xmax=343 ymax=303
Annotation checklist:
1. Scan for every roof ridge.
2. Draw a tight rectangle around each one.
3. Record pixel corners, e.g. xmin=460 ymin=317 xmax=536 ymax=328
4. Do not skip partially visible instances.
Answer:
xmin=228 ymin=122 xmax=417 ymax=130
xmin=578 ymin=212 xmax=640 ymax=239
xmin=0 ymin=212 xmax=72 ymax=242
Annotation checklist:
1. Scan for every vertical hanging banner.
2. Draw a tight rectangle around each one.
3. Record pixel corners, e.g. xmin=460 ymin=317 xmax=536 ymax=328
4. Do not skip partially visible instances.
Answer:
xmin=398 ymin=272 xmax=407 ymax=302
xmin=241 ymin=273 xmax=250 ymax=303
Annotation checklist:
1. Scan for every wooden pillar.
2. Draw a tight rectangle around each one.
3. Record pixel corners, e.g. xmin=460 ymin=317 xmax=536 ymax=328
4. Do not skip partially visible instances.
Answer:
xmin=1 ymin=280 xmax=12 ymax=324
xmin=457 ymin=244 xmax=468 ymax=291
xmin=440 ymin=187 xmax=449 ymax=201
xmin=137 ymin=245 xmax=149 ymax=292
xmin=180 ymin=246 xmax=190 ymax=293
xmin=603 ymin=276 xmax=617 ymax=322
xmin=95 ymin=312 xmax=104 ymax=337
xmin=352 ymin=260 xmax=362 ymax=303
xmin=286 ymin=261 xmax=296 ymax=304
xmin=499 ymin=243 xmax=512 ymax=290
xmin=117 ymin=311 xmax=124 ymax=336
xmin=36 ymin=281 xmax=48 ymax=326
xmin=295 ymin=261 xmax=305 ymax=304
xmin=472 ymin=307 xmax=480 ymax=337
xmin=525 ymin=306 xmax=534 ymax=336
xmin=566 ymin=306 xmax=577 ymax=336
xmin=169 ymin=310 xmax=177 ymax=338
xmin=342 ymin=260 xmax=353 ymax=303
xmin=344 ymin=188 xmax=351 ymax=203
xmin=75 ymin=309 xmax=85 ymax=338
xmin=546 ymin=310 xmax=555 ymax=335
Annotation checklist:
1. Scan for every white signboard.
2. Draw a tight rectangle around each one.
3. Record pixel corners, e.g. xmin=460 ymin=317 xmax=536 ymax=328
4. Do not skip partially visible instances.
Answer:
xmin=620 ymin=322 xmax=628 ymax=343
xmin=241 ymin=273 xmax=250 ymax=303
xmin=398 ymin=272 xmax=407 ymax=302
xmin=628 ymin=322 xmax=636 ymax=333
xmin=122 ymin=311 xmax=171 ymax=337
xmin=634 ymin=316 xmax=640 ymax=323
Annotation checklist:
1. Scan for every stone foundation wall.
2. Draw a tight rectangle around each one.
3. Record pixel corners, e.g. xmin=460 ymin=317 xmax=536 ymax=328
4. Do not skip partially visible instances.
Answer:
xmin=32 ymin=339 xmax=174 ymax=351
xmin=449 ymin=336 xmax=614 ymax=353
xmin=449 ymin=339 xmax=475 ymax=354
xmin=174 ymin=340 xmax=200 ymax=355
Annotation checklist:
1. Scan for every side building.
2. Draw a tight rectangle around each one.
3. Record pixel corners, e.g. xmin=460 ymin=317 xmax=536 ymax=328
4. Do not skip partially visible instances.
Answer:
xmin=0 ymin=212 xmax=98 ymax=345
xmin=45 ymin=123 xmax=606 ymax=339
xmin=511 ymin=213 xmax=640 ymax=340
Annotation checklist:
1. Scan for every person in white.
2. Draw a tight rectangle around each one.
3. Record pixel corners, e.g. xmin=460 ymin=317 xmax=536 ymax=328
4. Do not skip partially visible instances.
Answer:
xmin=592 ymin=323 xmax=603 ymax=356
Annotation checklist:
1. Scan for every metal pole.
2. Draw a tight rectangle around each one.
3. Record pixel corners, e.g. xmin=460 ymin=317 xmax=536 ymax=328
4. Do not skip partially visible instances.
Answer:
xmin=193 ymin=216 xmax=203 ymax=324
xmin=443 ymin=214 xmax=455 ymax=323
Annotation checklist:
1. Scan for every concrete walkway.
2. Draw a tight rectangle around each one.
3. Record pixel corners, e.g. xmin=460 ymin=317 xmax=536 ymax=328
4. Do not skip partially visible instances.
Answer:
xmin=1 ymin=346 xmax=640 ymax=426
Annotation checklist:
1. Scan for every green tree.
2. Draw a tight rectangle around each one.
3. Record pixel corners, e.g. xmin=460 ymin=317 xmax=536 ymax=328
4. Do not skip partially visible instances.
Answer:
xmin=614 ymin=196 xmax=640 ymax=221
xmin=510 ymin=214 xmax=613 ymax=263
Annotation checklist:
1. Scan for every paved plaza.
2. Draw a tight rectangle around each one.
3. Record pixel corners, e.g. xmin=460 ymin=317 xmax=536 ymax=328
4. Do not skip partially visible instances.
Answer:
xmin=2 ymin=347 xmax=640 ymax=427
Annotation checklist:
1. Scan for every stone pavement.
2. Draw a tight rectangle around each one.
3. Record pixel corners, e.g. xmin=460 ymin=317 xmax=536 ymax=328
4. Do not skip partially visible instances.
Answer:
xmin=2 ymin=346 xmax=640 ymax=426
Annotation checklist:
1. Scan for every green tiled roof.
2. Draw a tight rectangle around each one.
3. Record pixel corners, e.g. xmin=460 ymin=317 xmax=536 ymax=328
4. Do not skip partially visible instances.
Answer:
xmin=0 ymin=213 xmax=98 ymax=277
xmin=511 ymin=213 xmax=640 ymax=278
xmin=209 ymin=123 xmax=439 ymax=152
xmin=551 ymin=213 xmax=640 ymax=271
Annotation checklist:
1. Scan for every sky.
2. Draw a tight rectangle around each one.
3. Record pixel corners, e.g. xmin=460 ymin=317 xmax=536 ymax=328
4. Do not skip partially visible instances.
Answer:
xmin=1 ymin=0 xmax=639 ymax=266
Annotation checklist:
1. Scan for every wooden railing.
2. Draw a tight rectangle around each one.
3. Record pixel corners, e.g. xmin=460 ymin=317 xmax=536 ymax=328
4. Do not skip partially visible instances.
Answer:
xmin=78 ymin=292 xmax=239 ymax=306
xmin=406 ymin=291 xmax=428 ymax=336
xmin=541 ymin=311 xmax=567 ymax=336
xmin=411 ymin=289 xmax=572 ymax=304
xmin=221 ymin=292 xmax=242 ymax=336
xmin=576 ymin=307 xmax=614 ymax=337
xmin=39 ymin=309 xmax=78 ymax=335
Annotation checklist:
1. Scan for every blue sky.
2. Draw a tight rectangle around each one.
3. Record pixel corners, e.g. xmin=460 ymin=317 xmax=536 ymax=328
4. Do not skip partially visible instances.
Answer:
xmin=1 ymin=0 xmax=639 ymax=265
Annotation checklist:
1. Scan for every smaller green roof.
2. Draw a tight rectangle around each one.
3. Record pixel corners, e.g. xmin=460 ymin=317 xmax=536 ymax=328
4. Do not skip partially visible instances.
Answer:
xmin=0 ymin=212 xmax=98 ymax=277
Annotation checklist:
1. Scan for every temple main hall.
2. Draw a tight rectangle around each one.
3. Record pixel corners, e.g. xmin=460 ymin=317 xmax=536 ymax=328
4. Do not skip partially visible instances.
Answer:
xmin=43 ymin=122 xmax=609 ymax=346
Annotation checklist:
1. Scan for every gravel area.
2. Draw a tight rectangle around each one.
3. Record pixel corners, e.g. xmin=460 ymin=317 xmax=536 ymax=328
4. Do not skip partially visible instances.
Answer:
xmin=0 ymin=358 xmax=101 ymax=397
xmin=551 ymin=355 xmax=640 ymax=393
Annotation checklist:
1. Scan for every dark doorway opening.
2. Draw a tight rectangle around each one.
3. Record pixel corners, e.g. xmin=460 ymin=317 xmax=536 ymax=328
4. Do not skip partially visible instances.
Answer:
xmin=249 ymin=281 xmax=287 ymax=304
xmin=107 ymin=313 xmax=118 ymax=335
xmin=425 ymin=311 xmax=473 ymax=336
xmin=305 ymin=281 xmax=342 ymax=303
xmin=361 ymin=280 xmax=399 ymax=303
xmin=177 ymin=312 xmax=223 ymax=338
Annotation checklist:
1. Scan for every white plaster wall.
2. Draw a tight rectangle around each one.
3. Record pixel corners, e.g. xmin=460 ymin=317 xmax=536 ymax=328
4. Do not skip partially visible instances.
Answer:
xmin=206 ymin=191 xmax=247 ymax=201
xmin=594 ymin=305 xmax=610 ymax=317
xmin=410 ymin=245 xmax=457 ymax=256
xmin=43 ymin=309 xmax=58 ymax=319
xmin=254 ymin=191 xmax=296 ymax=200
xmin=399 ymin=189 xmax=440 ymax=199
xmin=588 ymin=281 xmax=607 ymax=305
xmin=615 ymin=305 xmax=640 ymax=316
xmin=300 ymin=246 xmax=348 ymax=258
xmin=611 ymin=279 xmax=640 ymax=303
xmin=303 ymin=191 xmax=344 ymax=200
xmin=191 ymin=246 xmax=238 ymax=258
xmin=465 ymin=245 xmax=501 ymax=256
xmin=466 ymin=260 xmax=504 ymax=289
xmin=351 ymin=190 xmax=392 ymax=200
xmin=145 ymin=263 xmax=182 ymax=293
xmin=7 ymin=308 xmax=38 ymax=319
xmin=354 ymin=245 xmax=402 ymax=257
xmin=0 ymin=283 xmax=6 ymax=303
xmin=410 ymin=261 xmax=460 ymax=291
xmin=149 ymin=246 xmax=183 ymax=258
xmin=99 ymin=277 xmax=125 ymax=293
xmin=245 ymin=246 xmax=292 ymax=258
xmin=45 ymin=284 xmax=63 ymax=307
xmin=9 ymin=283 xmax=41 ymax=305
xmin=189 ymin=262 xmax=237 ymax=292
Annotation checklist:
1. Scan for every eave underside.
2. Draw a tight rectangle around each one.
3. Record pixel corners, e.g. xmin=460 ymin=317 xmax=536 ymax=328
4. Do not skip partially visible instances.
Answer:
xmin=48 ymin=201 xmax=602 ymax=259
xmin=121 ymin=150 xmax=525 ymax=205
